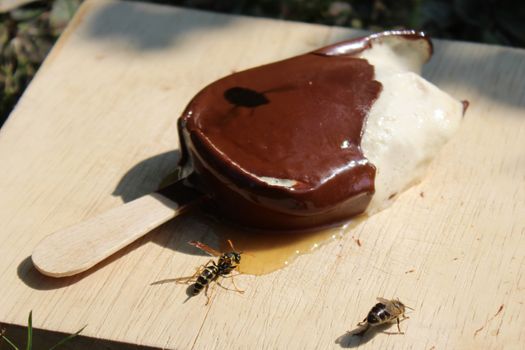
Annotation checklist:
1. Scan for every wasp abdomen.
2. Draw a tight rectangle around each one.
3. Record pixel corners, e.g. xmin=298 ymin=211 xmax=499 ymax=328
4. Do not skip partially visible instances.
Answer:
xmin=367 ymin=303 xmax=392 ymax=325
xmin=192 ymin=265 xmax=219 ymax=295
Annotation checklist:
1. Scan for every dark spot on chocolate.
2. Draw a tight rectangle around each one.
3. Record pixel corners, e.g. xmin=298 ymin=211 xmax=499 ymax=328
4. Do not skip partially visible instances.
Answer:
xmin=224 ymin=87 xmax=269 ymax=108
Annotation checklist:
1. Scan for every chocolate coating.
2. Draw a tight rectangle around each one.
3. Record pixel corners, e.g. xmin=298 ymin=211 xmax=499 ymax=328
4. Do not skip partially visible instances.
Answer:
xmin=177 ymin=31 xmax=430 ymax=230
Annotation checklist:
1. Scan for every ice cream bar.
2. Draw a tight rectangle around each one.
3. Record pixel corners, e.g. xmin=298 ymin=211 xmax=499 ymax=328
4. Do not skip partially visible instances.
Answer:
xmin=176 ymin=30 xmax=464 ymax=230
xmin=32 ymin=30 xmax=467 ymax=278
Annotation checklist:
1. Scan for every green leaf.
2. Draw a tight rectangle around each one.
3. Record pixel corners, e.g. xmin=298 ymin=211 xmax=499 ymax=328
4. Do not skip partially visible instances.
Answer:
xmin=47 ymin=325 xmax=86 ymax=350
xmin=26 ymin=311 xmax=32 ymax=350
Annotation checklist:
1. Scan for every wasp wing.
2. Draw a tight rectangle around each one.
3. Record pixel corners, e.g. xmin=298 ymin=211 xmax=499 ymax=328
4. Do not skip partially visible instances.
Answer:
xmin=189 ymin=240 xmax=222 ymax=257
xmin=150 ymin=276 xmax=196 ymax=285
xmin=376 ymin=297 xmax=405 ymax=316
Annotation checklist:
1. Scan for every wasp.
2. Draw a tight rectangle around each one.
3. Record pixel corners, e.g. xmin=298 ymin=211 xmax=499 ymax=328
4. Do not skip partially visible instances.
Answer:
xmin=152 ymin=240 xmax=244 ymax=304
xmin=352 ymin=298 xmax=412 ymax=336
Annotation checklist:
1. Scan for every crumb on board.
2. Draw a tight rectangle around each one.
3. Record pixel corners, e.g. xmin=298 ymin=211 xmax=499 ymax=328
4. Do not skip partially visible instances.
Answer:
xmin=420 ymin=191 xmax=425 ymax=198
xmin=452 ymin=257 xmax=459 ymax=261
xmin=388 ymin=192 xmax=397 ymax=200
xmin=405 ymin=269 xmax=416 ymax=274
xmin=474 ymin=304 xmax=504 ymax=336
xmin=356 ymin=238 xmax=362 ymax=247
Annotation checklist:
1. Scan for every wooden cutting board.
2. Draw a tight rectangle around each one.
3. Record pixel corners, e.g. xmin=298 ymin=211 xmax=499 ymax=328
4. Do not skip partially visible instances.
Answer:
xmin=0 ymin=0 xmax=524 ymax=348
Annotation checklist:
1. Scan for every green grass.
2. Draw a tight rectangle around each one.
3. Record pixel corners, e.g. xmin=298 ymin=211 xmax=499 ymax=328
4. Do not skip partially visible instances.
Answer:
xmin=0 ymin=311 xmax=85 ymax=350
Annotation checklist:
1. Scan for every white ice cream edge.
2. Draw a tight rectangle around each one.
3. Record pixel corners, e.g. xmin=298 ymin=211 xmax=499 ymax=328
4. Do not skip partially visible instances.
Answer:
xmin=360 ymin=36 xmax=463 ymax=213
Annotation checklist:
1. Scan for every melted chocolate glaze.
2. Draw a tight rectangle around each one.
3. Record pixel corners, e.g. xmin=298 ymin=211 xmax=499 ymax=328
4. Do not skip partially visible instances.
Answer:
xmin=176 ymin=30 xmax=431 ymax=230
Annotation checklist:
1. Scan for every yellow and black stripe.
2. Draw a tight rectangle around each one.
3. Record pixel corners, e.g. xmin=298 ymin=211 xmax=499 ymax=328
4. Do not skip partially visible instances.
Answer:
xmin=192 ymin=265 xmax=219 ymax=295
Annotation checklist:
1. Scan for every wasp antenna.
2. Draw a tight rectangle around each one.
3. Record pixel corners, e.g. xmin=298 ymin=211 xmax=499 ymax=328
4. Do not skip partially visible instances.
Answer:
xmin=227 ymin=239 xmax=236 ymax=251
xmin=405 ymin=305 xmax=415 ymax=310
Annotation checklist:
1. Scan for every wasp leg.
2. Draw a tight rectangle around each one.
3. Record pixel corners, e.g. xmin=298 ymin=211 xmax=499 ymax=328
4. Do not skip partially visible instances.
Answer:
xmin=222 ymin=270 xmax=242 ymax=277
xmin=204 ymin=281 xmax=218 ymax=306
xmin=357 ymin=318 xmax=367 ymax=327
xmin=229 ymin=275 xmax=244 ymax=294
xmin=178 ymin=259 xmax=215 ymax=284
xmin=380 ymin=316 xmax=409 ymax=335
xmin=216 ymin=277 xmax=244 ymax=294
xmin=151 ymin=259 xmax=214 ymax=285
xmin=204 ymin=284 xmax=210 ymax=305
xmin=220 ymin=274 xmax=244 ymax=294
xmin=395 ymin=317 xmax=405 ymax=334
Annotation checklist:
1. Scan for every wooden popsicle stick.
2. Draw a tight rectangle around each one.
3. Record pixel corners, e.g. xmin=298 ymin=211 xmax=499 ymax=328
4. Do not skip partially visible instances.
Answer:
xmin=32 ymin=183 xmax=202 ymax=278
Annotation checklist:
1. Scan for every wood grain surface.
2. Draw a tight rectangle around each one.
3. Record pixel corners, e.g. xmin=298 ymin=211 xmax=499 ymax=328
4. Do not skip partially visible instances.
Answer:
xmin=0 ymin=0 xmax=524 ymax=349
